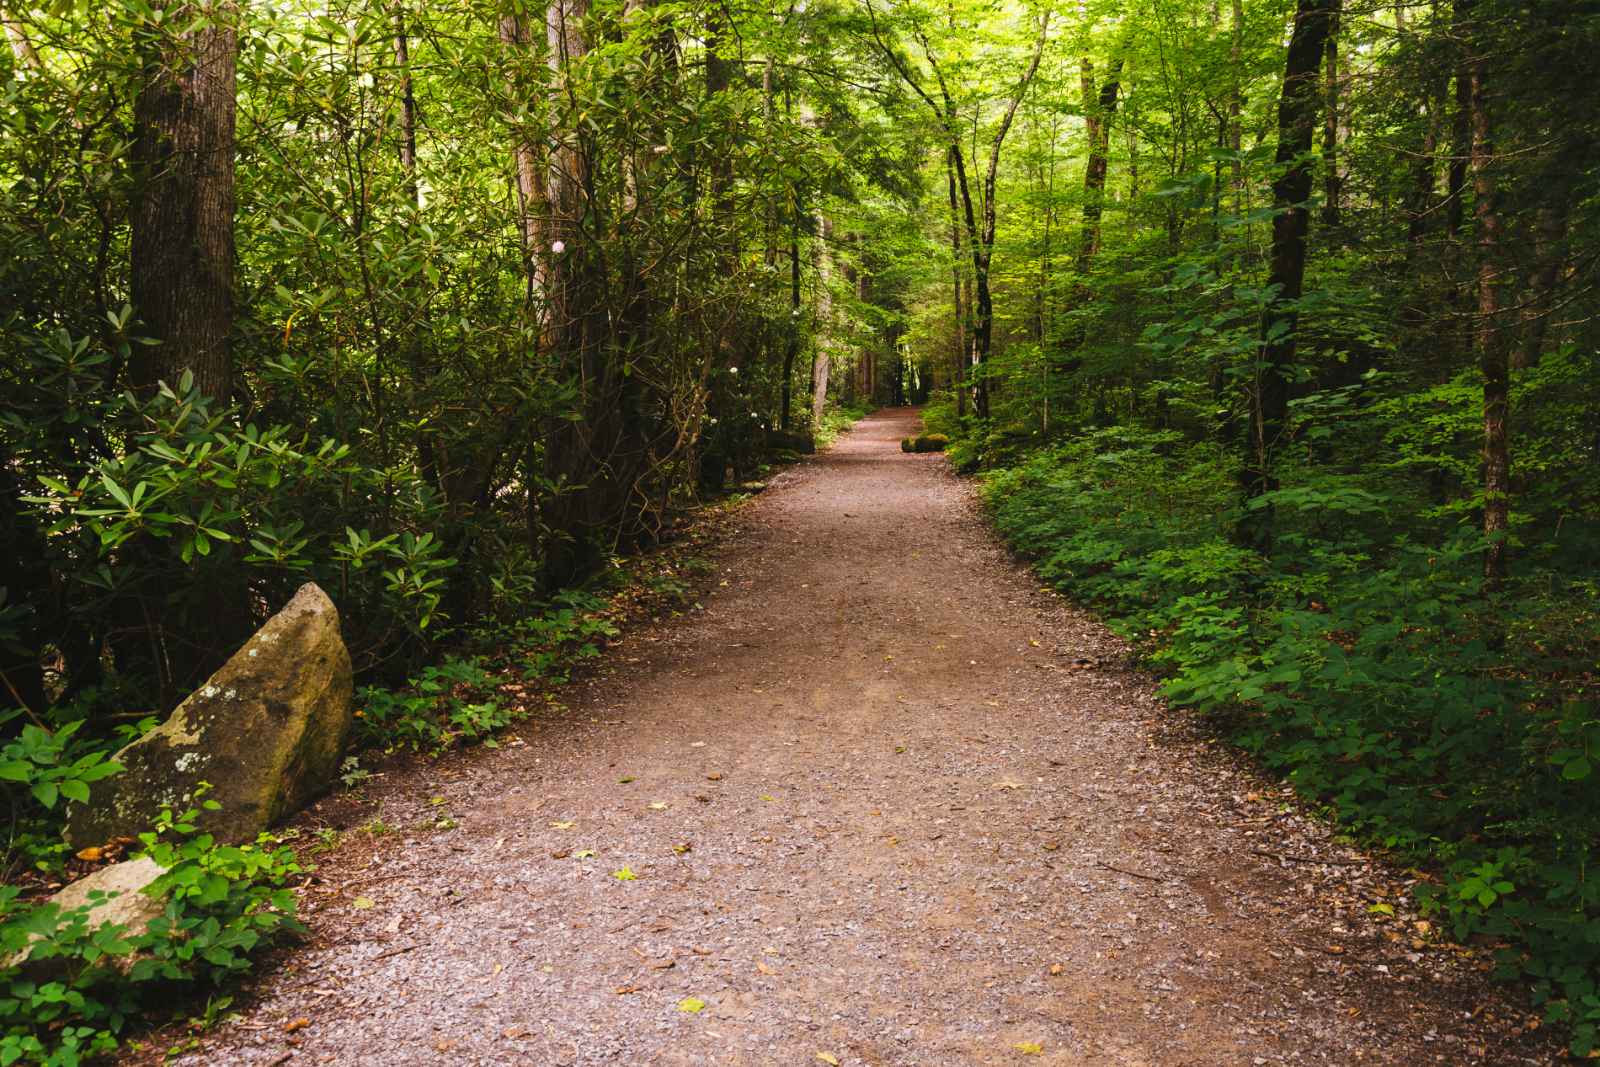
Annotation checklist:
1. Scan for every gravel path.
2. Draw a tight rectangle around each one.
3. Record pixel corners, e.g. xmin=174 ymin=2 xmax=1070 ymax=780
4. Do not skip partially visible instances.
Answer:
xmin=176 ymin=407 xmax=1556 ymax=1066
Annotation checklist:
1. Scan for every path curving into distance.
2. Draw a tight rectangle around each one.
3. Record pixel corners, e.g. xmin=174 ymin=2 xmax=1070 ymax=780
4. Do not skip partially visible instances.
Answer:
xmin=173 ymin=407 xmax=1551 ymax=1066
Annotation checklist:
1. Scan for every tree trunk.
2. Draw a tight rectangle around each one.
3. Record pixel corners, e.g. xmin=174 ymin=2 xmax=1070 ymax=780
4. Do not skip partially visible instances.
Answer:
xmin=1078 ymin=56 xmax=1123 ymax=273
xmin=1239 ymin=0 xmax=1336 ymax=549
xmin=811 ymin=214 xmax=833 ymax=429
xmin=781 ymin=207 xmax=800 ymax=429
xmin=1320 ymin=1 xmax=1342 ymax=230
xmin=3 ymin=4 xmax=39 ymax=71
xmin=500 ymin=12 xmax=548 ymax=307
xmin=946 ymin=147 xmax=967 ymax=416
xmin=129 ymin=0 xmax=237 ymax=404
xmin=1464 ymin=3 xmax=1508 ymax=586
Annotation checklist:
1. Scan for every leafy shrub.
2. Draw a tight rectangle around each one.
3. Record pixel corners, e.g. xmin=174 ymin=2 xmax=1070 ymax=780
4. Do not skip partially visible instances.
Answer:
xmin=981 ymin=425 xmax=1600 ymax=1054
xmin=0 ymin=793 xmax=302 ymax=1066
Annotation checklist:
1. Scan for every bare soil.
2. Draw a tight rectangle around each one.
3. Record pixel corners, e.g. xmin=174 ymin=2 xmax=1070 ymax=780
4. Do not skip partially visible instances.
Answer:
xmin=167 ymin=407 xmax=1559 ymax=1066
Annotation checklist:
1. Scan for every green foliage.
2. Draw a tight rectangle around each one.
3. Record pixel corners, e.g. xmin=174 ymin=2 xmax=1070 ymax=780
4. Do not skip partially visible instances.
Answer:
xmin=982 ymin=426 xmax=1600 ymax=1053
xmin=0 ymin=794 xmax=301 ymax=1066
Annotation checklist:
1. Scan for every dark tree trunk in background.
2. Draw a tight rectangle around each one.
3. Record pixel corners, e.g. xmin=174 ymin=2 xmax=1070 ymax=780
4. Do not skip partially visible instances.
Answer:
xmin=129 ymin=0 xmax=237 ymax=404
xmin=1464 ymin=0 xmax=1508 ymax=586
xmin=781 ymin=206 xmax=801 ymax=429
xmin=1239 ymin=0 xmax=1335 ymax=550
xmin=1320 ymin=1 xmax=1342 ymax=230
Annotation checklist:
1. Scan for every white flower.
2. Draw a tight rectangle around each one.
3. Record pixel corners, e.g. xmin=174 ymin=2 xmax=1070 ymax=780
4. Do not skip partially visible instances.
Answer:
xmin=551 ymin=240 xmax=566 ymax=254
xmin=728 ymin=366 xmax=738 ymax=375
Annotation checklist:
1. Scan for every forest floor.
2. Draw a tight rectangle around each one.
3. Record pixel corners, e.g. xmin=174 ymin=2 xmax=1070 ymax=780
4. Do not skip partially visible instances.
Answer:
xmin=156 ymin=407 xmax=1559 ymax=1066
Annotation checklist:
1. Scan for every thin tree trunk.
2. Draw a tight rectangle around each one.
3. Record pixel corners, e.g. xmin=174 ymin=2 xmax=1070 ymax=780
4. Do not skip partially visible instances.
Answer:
xmin=129 ymin=0 xmax=238 ymax=404
xmin=500 ymin=12 xmax=548 ymax=307
xmin=1078 ymin=56 xmax=1123 ymax=273
xmin=1464 ymin=2 xmax=1508 ymax=585
xmin=1516 ymin=171 xmax=1574 ymax=370
xmin=811 ymin=213 xmax=833 ymax=428
xmin=781 ymin=207 xmax=800 ymax=429
xmin=1239 ymin=0 xmax=1336 ymax=549
xmin=1320 ymin=1 xmax=1342 ymax=230
xmin=946 ymin=146 xmax=967 ymax=416
xmin=3 ymin=4 xmax=39 ymax=71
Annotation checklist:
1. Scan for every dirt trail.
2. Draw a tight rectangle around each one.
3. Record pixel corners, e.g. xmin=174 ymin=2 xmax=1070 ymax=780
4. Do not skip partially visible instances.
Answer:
xmin=181 ymin=408 xmax=1551 ymax=1066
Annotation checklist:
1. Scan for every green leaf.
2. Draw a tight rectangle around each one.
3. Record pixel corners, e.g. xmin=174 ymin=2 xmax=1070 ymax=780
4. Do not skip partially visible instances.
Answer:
xmin=58 ymin=780 xmax=90 ymax=804
xmin=31 ymin=782 xmax=58 ymax=809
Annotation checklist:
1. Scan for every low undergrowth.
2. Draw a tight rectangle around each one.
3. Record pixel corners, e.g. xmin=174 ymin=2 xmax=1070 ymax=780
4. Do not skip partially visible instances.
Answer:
xmin=0 ymin=495 xmax=741 ymax=1064
xmin=980 ymin=426 xmax=1600 ymax=1055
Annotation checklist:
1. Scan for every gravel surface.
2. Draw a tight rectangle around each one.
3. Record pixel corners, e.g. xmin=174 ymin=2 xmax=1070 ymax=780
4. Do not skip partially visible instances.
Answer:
xmin=164 ymin=407 xmax=1560 ymax=1066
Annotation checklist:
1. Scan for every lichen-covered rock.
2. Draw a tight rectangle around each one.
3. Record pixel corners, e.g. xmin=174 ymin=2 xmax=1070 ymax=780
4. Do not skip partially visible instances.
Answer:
xmin=4 ymin=857 xmax=166 ymax=975
xmin=66 ymin=583 xmax=353 ymax=847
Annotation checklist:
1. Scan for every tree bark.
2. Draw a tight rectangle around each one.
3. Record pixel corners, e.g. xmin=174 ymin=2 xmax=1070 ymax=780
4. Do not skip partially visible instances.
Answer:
xmin=1078 ymin=55 xmax=1123 ymax=273
xmin=1239 ymin=0 xmax=1336 ymax=549
xmin=1464 ymin=1 xmax=1508 ymax=586
xmin=129 ymin=0 xmax=238 ymax=404
xmin=946 ymin=146 xmax=967 ymax=416
xmin=1320 ymin=1 xmax=1342 ymax=230
xmin=811 ymin=214 xmax=833 ymax=429
xmin=500 ymin=12 xmax=548 ymax=307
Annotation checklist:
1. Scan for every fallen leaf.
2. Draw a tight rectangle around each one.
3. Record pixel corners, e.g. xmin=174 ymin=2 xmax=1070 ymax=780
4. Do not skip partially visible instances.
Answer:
xmin=648 ymin=801 xmax=669 ymax=811
xmin=619 ymin=776 xmax=636 ymax=784
xmin=74 ymin=847 xmax=104 ymax=862
xmin=650 ymin=958 xmax=676 ymax=970
xmin=756 ymin=960 xmax=776 ymax=975
xmin=760 ymin=794 xmax=776 ymax=802
xmin=672 ymin=842 xmax=692 ymax=854
xmin=1325 ymin=944 xmax=1345 ymax=954
xmin=574 ymin=849 xmax=596 ymax=859
xmin=817 ymin=1054 xmax=840 ymax=1066
xmin=613 ymin=867 xmax=638 ymax=881
xmin=1049 ymin=963 xmax=1064 ymax=976
xmin=550 ymin=849 xmax=572 ymax=860
xmin=551 ymin=820 xmax=575 ymax=830
xmin=1042 ymin=842 xmax=1059 ymax=852
xmin=283 ymin=1018 xmax=311 ymax=1034
xmin=1014 ymin=1041 xmax=1043 ymax=1055
xmin=677 ymin=996 xmax=706 ymax=1013
xmin=352 ymin=896 xmax=375 ymax=910
xmin=614 ymin=985 xmax=639 ymax=994
xmin=994 ymin=780 xmax=1023 ymax=791
xmin=705 ymin=772 xmax=724 ymax=781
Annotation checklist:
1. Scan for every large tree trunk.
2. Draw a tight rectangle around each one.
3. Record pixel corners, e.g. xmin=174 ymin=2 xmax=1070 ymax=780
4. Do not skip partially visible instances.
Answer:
xmin=1464 ymin=2 xmax=1508 ymax=586
xmin=129 ymin=0 xmax=237 ymax=404
xmin=538 ymin=0 xmax=621 ymax=589
xmin=1239 ymin=0 xmax=1336 ymax=549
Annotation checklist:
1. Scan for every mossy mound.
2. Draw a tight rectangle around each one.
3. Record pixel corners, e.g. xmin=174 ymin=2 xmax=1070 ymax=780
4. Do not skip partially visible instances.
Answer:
xmin=900 ymin=437 xmax=914 ymax=452
xmin=911 ymin=433 xmax=949 ymax=453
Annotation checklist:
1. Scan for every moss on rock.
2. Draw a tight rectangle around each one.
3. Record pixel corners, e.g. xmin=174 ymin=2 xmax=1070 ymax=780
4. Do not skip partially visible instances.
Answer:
xmin=66 ymin=583 xmax=354 ymax=847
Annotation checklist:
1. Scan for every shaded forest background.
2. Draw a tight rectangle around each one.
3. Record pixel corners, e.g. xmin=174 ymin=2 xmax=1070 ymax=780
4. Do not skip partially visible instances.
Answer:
xmin=2 ymin=0 xmax=1600 ymax=1057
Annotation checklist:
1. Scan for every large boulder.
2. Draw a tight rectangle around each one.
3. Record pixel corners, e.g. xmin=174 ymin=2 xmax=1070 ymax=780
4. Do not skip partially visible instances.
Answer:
xmin=66 ymin=583 xmax=353 ymax=847
xmin=4 ymin=857 xmax=166 ymax=975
